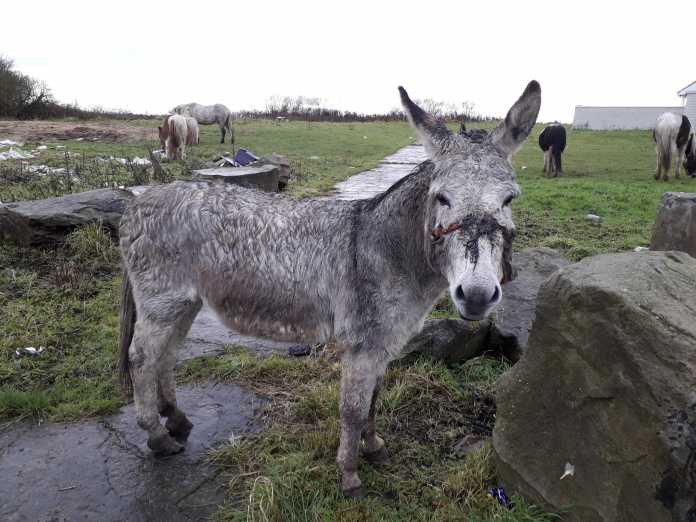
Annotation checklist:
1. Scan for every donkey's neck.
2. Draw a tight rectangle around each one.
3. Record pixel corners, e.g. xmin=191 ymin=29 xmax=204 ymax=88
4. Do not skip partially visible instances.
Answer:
xmin=358 ymin=161 xmax=446 ymax=300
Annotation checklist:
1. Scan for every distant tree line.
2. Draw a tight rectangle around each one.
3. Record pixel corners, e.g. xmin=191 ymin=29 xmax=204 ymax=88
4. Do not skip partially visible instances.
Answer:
xmin=236 ymin=95 xmax=491 ymax=123
xmin=0 ymin=55 xmax=152 ymax=120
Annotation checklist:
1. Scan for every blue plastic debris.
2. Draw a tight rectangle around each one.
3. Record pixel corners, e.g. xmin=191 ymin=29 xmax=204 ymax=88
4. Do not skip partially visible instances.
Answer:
xmin=233 ymin=148 xmax=259 ymax=166
xmin=488 ymin=487 xmax=511 ymax=509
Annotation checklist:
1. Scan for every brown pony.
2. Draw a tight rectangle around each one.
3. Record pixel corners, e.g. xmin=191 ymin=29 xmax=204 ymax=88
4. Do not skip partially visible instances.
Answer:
xmin=159 ymin=115 xmax=198 ymax=151
xmin=157 ymin=115 xmax=171 ymax=150
xmin=160 ymin=115 xmax=188 ymax=160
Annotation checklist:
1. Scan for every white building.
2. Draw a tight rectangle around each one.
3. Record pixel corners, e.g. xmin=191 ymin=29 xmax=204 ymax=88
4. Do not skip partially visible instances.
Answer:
xmin=678 ymin=80 xmax=696 ymax=127
xmin=572 ymin=80 xmax=696 ymax=130
xmin=572 ymin=106 xmax=682 ymax=130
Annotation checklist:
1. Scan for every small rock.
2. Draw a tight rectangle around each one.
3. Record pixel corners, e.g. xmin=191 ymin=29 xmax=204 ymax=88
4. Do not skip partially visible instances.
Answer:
xmin=452 ymin=434 xmax=485 ymax=457
xmin=401 ymin=318 xmax=491 ymax=363
xmin=585 ymin=213 xmax=602 ymax=223
xmin=633 ymin=246 xmax=649 ymax=252
xmin=288 ymin=344 xmax=311 ymax=357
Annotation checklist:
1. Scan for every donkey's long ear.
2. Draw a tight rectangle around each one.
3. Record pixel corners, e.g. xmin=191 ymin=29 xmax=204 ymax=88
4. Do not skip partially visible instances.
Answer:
xmin=489 ymin=80 xmax=541 ymax=159
xmin=399 ymin=86 xmax=453 ymax=157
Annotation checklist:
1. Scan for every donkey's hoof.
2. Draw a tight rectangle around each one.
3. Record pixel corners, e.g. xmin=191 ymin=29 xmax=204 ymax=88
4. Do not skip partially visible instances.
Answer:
xmin=148 ymin=433 xmax=185 ymax=456
xmin=342 ymin=485 xmax=364 ymax=499
xmin=166 ymin=415 xmax=194 ymax=442
xmin=363 ymin=446 xmax=390 ymax=466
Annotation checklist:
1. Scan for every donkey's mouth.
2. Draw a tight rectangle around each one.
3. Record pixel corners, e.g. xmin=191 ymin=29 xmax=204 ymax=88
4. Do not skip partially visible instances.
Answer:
xmin=459 ymin=312 xmax=486 ymax=322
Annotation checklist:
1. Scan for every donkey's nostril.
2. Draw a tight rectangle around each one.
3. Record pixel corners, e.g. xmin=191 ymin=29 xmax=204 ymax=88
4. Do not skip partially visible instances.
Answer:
xmin=490 ymin=285 xmax=501 ymax=303
xmin=455 ymin=285 xmax=465 ymax=301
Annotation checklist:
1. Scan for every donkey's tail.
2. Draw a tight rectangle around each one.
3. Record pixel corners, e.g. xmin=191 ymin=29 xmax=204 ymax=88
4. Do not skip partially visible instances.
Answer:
xmin=657 ymin=133 xmax=672 ymax=173
xmin=118 ymin=267 xmax=136 ymax=394
xmin=552 ymin=144 xmax=563 ymax=173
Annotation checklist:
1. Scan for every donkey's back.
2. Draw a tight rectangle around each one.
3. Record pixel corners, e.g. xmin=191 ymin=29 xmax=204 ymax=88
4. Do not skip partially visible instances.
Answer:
xmin=120 ymin=181 xmax=356 ymax=342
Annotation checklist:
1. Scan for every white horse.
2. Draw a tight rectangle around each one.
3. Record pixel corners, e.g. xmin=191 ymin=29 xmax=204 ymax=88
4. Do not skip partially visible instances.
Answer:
xmin=171 ymin=103 xmax=234 ymax=145
xmin=653 ymin=112 xmax=691 ymax=181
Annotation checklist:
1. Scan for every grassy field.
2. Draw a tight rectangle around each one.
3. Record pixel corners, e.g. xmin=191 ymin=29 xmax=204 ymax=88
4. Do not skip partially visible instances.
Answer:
xmin=1 ymin=117 xmax=690 ymax=520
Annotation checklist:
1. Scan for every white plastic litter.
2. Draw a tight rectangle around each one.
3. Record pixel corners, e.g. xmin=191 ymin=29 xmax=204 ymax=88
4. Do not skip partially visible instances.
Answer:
xmin=25 ymin=165 xmax=67 ymax=175
xmin=36 ymin=145 xmax=48 ymax=150
xmin=15 ymin=346 xmax=45 ymax=357
xmin=560 ymin=462 xmax=575 ymax=480
xmin=0 ymin=148 xmax=35 ymax=161
xmin=634 ymin=246 xmax=650 ymax=252
xmin=97 ymin=156 xmax=151 ymax=166
xmin=585 ymin=213 xmax=602 ymax=223
xmin=0 ymin=139 xmax=21 ymax=147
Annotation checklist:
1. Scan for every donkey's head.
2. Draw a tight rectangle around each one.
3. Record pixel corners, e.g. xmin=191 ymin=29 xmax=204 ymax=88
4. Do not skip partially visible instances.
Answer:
xmin=400 ymin=81 xmax=540 ymax=320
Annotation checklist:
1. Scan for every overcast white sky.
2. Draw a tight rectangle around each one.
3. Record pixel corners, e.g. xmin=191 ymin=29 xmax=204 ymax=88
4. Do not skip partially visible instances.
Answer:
xmin=2 ymin=0 xmax=695 ymax=122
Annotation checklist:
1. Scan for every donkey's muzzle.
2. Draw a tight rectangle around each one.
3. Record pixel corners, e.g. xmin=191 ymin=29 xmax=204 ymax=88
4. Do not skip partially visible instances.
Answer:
xmin=454 ymin=283 xmax=501 ymax=321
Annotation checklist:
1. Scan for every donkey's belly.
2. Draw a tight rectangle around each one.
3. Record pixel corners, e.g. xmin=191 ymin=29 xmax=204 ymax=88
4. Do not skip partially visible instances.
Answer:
xmin=206 ymin=291 xmax=332 ymax=344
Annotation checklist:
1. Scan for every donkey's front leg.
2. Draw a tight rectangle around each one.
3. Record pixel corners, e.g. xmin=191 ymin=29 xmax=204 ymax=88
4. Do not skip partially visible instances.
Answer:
xmin=336 ymin=350 xmax=386 ymax=498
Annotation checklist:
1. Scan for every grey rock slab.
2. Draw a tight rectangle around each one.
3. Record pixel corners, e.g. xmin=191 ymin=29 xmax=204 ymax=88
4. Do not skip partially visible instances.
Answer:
xmin=192 ymin=164 xmax=279 ymax=192
xmin=493 ymin=251 xmax=696 ymax=522
xmin=253 ymin=154 xmax=291 ymax=189
xmin=0 ymin=382 xmax=265 ymax=522
xmin=491 ymin=247 xmax=570 ymax=361
xmin=178 ymin=305 xmax=298 ymax=362
xmin=650 ymin=192 xmax=696 ymax=258
xmin=332 ymin=145 xmax=426 ymax=200
xmin=401 ymin=318 xmax=491 ymax=363
xmin=3 ymin=188 xmax=133 ymax=244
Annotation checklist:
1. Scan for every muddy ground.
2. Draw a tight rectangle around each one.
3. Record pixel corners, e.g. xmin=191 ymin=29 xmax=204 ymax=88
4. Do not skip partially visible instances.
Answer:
xmin=0 ymin=119 xmax=156 ymax=144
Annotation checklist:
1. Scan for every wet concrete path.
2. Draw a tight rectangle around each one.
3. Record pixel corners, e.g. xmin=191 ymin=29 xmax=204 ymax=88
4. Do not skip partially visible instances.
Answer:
xmin=0 ymin=145 xmax=426 ymax=521
xmin=332 ymin=144 xmax=426 ymax=200
xmin=0 ymin=383 xmax=265 ymax=522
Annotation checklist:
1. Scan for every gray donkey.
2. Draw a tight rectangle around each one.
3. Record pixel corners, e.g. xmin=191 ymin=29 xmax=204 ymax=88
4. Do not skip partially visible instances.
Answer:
xmin=119 ymin=81 xmax=541 ymax=497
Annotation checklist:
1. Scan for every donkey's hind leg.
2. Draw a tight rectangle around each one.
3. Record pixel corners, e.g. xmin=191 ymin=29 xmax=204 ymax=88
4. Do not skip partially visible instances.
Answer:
xmin=129 ymin=294 xmax=200 ymax=455
xmin=361 ymin=376 xmax=388 ymax=465
xmin=158 ymin=300 xmax=202 ymax=442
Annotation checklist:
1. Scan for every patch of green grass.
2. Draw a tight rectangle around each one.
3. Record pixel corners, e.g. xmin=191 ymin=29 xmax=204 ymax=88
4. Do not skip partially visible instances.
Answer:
xmin=177 ymin=350 xmax=557 ymax=521
xmin=0 ymin=388 xmax=51 ymax=418
xmin=0 ymin=233 xmax=123 ymax=422
xmin=510 ymin=126 xmax=692 ymax=258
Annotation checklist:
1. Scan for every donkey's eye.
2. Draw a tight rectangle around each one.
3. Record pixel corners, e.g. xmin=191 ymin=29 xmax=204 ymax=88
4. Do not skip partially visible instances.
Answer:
xmin=436 ymin=194 xmax=451 ymax=208
xmin=503 ymin=195 xmax=514 ymax=207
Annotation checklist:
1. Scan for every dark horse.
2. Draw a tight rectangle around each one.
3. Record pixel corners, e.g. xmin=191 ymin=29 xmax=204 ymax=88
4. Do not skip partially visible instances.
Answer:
xmin=538 ymin=123 xmax=566 ymax=176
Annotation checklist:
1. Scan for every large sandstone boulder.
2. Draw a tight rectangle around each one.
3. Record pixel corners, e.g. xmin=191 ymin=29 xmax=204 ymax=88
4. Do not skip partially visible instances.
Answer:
xmin=490 ymin=247 xmax=570 ymax=361
xmin=493 ymin=251 xmax=696 ymax=522
xmin=3 ymin=188 xmax=133 ymax=245
xmin=650 ymin=192 xmax=696 ymax=258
